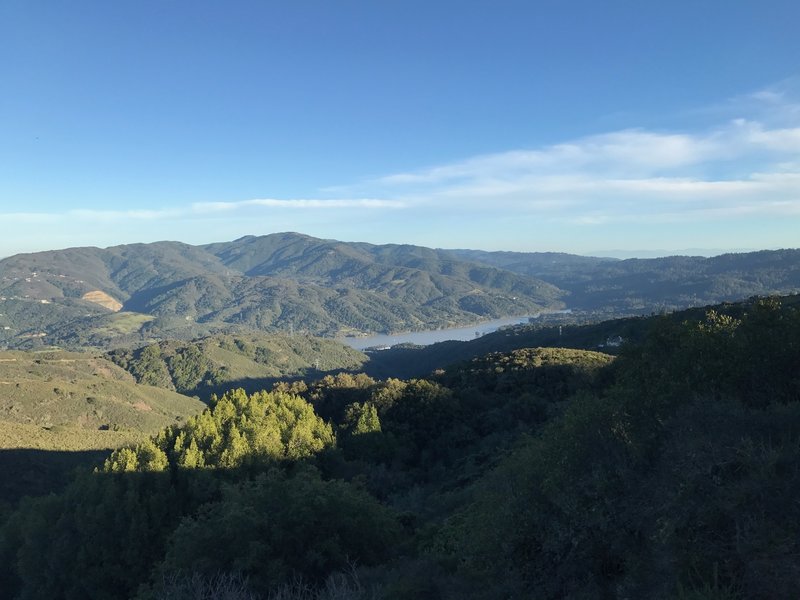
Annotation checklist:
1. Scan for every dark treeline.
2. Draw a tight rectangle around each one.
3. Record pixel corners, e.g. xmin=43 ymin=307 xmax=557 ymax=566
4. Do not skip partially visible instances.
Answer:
xmin=2 ymin=297 xmax=800 ymax=599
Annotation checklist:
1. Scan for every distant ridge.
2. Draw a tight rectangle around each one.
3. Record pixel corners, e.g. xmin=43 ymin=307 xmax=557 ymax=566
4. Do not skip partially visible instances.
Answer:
xmin=0 ymin=233 xmax=798 ymax=349
xmin=0 ymin=233 xmax=563 ymax=349
xmin=446 ymin=246 xmax=800 ymax=315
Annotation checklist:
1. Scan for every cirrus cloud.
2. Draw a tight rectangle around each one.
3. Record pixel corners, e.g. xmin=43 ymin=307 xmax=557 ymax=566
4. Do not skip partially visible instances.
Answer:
xmin=192 ymin=198 xmax=405 ymax=213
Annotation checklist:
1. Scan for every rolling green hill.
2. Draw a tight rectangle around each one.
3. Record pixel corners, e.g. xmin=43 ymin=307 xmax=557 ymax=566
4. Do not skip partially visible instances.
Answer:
xmin=0 ymin=233 xmax=563 ymax=349
xmin=107 ymin=332 xmax=367 ymax=397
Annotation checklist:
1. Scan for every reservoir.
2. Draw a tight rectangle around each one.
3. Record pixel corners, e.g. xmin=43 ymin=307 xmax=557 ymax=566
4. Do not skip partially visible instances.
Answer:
xmin=339 ymin=315 xmax=538 ymax=351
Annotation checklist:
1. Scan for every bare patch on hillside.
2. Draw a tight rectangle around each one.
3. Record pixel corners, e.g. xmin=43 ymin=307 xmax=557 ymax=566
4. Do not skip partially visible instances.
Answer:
xmin=81 ymin=291 xmax=123 ymax=312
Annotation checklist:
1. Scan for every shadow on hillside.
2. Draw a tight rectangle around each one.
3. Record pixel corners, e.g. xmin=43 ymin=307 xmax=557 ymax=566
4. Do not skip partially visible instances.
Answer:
xmin=197 ymin=367 xmax=349 ymax=399
xmin=122 ymin=281 xmax=191 ymax=313
xmin=0 ymin=448 xmax=110 ymax=506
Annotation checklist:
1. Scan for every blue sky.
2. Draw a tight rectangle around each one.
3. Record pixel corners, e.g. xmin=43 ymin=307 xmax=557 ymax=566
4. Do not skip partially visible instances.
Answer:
xmin=1 ymin=1 xmax=798 ymax=258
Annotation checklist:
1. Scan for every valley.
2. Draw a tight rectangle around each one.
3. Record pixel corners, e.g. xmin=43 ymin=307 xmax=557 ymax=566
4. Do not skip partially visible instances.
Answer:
xmin=1 ymin=235 xmax=799 ymax=599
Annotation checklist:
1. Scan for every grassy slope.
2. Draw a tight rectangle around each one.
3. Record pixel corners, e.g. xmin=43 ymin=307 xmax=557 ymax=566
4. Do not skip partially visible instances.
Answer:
xmin=0 ymin=350 xmax=204 ymax=451
xmin=0 ymin=420 xmax=142 ymax=451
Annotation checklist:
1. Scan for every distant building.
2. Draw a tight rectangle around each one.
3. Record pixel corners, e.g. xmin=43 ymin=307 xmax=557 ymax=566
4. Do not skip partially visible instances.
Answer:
xmin=598 ymin=335 xmax=624 ymax=348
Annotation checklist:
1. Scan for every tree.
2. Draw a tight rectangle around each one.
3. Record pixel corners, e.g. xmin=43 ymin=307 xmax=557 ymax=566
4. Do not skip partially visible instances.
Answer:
xmin=157 ymin=467 xmax=402 ymax=593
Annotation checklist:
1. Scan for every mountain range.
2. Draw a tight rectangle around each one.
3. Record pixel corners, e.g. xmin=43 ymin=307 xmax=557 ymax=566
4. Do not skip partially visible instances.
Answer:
xmin=448 ymin=247 xmax=800 ymax=314
xmin=0 ymin=232 xmax=798 ymax=349
xmin=0 ymin=233 xmax=561 ymax=348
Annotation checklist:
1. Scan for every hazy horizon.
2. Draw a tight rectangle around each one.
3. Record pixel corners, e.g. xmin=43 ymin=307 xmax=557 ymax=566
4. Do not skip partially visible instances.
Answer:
xmin=0 ymin=232 xmax=790 ymax=262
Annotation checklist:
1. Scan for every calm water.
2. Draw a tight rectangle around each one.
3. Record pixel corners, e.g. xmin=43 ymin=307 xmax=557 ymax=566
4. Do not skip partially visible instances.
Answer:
xmin=338 ymin=315 xmax=538 ymax=351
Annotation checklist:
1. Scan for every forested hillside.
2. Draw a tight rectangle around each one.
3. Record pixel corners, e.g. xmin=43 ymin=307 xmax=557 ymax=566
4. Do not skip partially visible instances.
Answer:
xmin=0 ymin=233 xmax=562 ymax=349
xmin=365 ymin=294 xmax=800 ymax=379
xmin=450 ymin=247 xmax=800 ymax=315
xmin=2 ymin=296 xmax=799 ymax=599
xmin=107 ymin=333 xmax=367 ymax=397
xmin=2 ymin=233 xmax=799 ymax=350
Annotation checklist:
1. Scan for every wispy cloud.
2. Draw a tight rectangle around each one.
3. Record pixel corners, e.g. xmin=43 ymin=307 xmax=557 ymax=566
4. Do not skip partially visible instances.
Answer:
xmin=68 ymin=208 xmax=185 ymax=221
xmin=0 ymin=212 xmax=61 ymax=223
xmin=16 ymin=198 xmax=405 ymax=224
xmin=23 ymin=84 xmax=800 ymax=232
xmin=374 ymin=124 xmax=797 ymax=187
xmin=2 ymin=82 xmax=798 ymax=257
xmin=347 ymin=87 xmax=800 ymax=227
xmin=192 ymin=198 xmax=405 ymax=213
xmin=375 ymin=129 xmax=727 ymax=187
xmin=683 ymin=77 xmax=800 ymax=127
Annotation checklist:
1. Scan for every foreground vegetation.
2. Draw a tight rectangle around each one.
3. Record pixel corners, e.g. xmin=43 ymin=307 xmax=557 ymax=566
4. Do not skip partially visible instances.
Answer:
xmin=2 ymin=296 xmax=799 ymax=598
